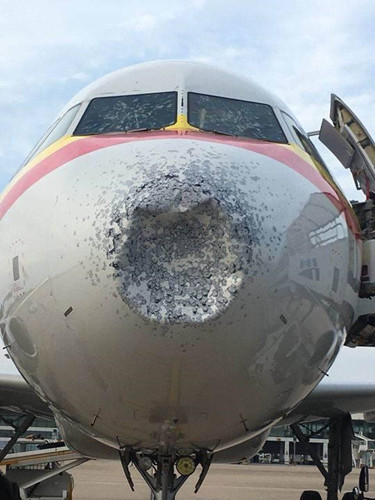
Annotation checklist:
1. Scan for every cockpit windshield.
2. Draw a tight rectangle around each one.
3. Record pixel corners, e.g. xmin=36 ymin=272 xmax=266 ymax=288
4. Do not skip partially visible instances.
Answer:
xmin=74 ymin=91 xmax=177 ymax=135
xmin=188 ymin=92 xmax=287 ymax=143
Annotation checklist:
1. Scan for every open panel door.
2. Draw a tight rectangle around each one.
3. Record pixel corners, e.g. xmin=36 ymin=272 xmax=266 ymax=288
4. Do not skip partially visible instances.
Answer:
xmin=319 ymin=94 xmax=375 ymax=197
xmin=318 ymin=95 xmax=375 ymax=346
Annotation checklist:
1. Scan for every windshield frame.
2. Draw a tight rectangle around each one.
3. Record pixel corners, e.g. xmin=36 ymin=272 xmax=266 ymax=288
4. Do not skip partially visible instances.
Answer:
xmin=17 ymin=103 xmax=82 ymax=173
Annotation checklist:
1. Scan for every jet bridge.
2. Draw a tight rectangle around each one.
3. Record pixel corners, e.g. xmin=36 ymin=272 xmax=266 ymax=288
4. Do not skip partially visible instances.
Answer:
xmin=319 ymin=95 xmax=375 ymax=346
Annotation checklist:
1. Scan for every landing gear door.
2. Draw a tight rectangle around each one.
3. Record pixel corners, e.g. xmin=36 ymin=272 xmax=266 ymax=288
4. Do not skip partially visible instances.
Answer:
xmin=318 ymin=94 xmax=375 ymax=197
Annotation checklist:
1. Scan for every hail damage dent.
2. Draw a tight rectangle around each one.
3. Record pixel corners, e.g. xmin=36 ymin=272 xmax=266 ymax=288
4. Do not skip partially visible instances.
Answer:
xmin=90 ymin=143 xmax=278 ymax=324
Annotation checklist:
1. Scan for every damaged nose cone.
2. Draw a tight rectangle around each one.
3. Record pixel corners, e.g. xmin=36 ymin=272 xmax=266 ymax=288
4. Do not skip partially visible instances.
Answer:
xmin=108 ymin=177 xmax=254 ymax=323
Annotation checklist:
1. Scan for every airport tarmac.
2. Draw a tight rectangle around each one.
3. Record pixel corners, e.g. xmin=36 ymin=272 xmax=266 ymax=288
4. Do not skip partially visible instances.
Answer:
xmin=71 ymin=460 xmax=375 ymax=499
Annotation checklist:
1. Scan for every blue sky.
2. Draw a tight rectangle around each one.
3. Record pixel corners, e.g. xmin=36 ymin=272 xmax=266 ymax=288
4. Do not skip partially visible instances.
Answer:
xmin=1 ymin=0 xmax=375 ymax=375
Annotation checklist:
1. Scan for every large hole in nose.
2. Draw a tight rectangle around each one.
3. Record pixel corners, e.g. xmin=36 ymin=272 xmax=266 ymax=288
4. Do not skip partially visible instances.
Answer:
xmin=112 ymin=198 xmax=247 ymax=323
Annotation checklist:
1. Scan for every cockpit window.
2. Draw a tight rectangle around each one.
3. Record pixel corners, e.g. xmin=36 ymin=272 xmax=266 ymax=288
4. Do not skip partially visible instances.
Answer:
xmin=74 ymin=92 xmax=177 ymax=135
xmin=21 ymin=104 xmax=81 ymax=167
xmin=188 ymin=92 xmax=287 ymax=143
xmin=282 ymin=112 xmax=327 ymax=168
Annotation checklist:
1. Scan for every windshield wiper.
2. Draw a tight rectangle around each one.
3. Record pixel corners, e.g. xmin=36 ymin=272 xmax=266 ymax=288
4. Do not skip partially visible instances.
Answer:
xmin=92 ymin=127 xmax=155 ymax=136
xmin=198 ymin=127 xmax=237 ymax=137
xmin=124 ymin=127 xmax=154 ymax=133
xmin=212 ymin=130 xmax=237 ymax=137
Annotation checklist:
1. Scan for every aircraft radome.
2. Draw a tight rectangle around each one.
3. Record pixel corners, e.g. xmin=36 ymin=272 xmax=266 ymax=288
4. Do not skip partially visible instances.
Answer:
xmin=1 ymin=60 xmax=375 ymax=500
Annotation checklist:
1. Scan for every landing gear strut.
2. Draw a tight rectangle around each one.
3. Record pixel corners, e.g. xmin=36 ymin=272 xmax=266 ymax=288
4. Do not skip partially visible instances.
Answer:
xmin=0 ymin=413 xmax=35 ymax=461
xmin=291 ymin=414 xmax=353 ymax=500
xmin=118 ymin=447 xmax=212 ymax=499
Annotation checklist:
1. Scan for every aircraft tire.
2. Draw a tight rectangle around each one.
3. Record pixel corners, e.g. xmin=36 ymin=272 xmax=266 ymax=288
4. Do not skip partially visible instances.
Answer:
xmin=341 ymin=493 xmax=356 ymax=500
xmin=300 ymin=491 xmax=323 ymax=500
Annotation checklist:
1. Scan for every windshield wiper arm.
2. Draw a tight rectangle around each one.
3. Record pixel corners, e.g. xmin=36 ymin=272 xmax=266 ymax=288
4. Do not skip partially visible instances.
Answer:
xmin=198 ymin=127 xmax=237 ymax=137
xmin=92 ymin=128 xmax=154 ymax=136
xmin=212 ymin=130 xmax=237 ymax=137
xmin=125 ymin=127 xmax=153 ymax=133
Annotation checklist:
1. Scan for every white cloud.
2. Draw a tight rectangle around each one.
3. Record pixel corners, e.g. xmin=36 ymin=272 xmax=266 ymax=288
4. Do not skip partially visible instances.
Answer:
xmin=120 ymin=13 xmax=160 ymax=32
xmin=328 ymin=346 xmax=375 ymax=383
xmin=0 ymin=349 xmax=19 ymax=375
xmin=1 ymin=0 xmax=374 ymax=192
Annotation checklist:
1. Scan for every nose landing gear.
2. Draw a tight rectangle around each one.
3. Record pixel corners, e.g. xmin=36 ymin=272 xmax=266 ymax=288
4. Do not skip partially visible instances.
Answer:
xmin=118 ymin=446 xmax=212 ymax=500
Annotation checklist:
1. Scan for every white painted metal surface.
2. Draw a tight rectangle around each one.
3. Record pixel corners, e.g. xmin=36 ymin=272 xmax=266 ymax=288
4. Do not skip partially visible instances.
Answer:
xmin=0 ymin=61 xmax=362 ymax=462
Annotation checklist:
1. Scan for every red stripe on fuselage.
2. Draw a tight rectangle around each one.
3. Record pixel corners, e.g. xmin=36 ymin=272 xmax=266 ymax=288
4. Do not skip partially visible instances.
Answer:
xmin=0 ymin=131 xmax=360 ymax=237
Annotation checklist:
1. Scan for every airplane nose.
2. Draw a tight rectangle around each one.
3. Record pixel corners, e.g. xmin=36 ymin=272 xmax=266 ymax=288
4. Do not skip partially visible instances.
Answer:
xmin=107 ymin=176 xmax=255 ymax=323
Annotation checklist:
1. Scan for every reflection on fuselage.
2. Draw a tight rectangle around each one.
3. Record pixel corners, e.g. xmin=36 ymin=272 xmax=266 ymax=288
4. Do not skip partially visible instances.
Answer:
xmin=309 ymin=216 xmax=346 ymax=247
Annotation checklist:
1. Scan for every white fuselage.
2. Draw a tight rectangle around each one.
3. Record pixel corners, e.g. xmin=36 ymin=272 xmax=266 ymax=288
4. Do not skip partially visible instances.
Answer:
xmin=0 ymin=132 xmax=361 ymax=454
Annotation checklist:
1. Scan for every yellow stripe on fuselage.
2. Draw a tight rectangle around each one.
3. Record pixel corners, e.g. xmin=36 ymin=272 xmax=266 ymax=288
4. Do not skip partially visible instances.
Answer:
xmin=0 ymin=136 xmax=84 ymax=204
xmin=165 ymin=114 xmax=199 ymax=131
xmin=286 ymin=142 xmax=348 ymax=202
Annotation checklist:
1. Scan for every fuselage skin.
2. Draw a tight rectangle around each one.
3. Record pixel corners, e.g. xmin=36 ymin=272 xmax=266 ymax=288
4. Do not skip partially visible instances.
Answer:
xmin=0 ymin=129 xmax=361 ymax=454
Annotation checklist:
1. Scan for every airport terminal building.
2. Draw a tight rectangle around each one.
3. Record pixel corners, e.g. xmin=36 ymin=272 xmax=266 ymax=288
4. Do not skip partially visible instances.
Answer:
xmin=261 ymin=417 xmax=375 ymax=467
xmin=0 ymin=410 xmax=59 ymax=454
xmin=0 ymin=410 xmax=374 ymax=467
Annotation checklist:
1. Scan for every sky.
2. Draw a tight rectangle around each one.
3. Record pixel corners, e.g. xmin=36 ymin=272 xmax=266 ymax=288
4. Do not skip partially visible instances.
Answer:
xmin=1 ymin=0 xmax=375 ymax=377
